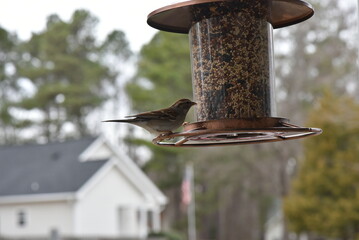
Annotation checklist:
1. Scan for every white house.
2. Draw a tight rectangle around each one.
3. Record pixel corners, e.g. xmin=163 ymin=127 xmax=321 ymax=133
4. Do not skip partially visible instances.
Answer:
xmin=0 ymin=137 xmax=167 ymax=239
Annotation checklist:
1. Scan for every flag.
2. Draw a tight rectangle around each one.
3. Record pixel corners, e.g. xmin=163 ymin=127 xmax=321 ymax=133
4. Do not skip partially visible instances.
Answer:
xmin=181 ymin=163 xmax=192 ymax=207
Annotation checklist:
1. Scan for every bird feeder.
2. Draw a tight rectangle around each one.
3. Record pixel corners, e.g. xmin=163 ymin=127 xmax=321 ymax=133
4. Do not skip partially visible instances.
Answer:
xmin=148 ymin=0 xmax=322 ymax=146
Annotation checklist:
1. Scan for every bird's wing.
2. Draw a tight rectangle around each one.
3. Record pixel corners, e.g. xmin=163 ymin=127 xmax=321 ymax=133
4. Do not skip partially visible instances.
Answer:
xmin=126 ymin=108 xmax=177 ymax=121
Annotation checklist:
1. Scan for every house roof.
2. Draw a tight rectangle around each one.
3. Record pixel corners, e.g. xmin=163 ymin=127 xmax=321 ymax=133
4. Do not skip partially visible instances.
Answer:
xmin=0 ymin=138 xmax=107 ymax=197
xmin=77 ymin=137 xmax=168 ymax=206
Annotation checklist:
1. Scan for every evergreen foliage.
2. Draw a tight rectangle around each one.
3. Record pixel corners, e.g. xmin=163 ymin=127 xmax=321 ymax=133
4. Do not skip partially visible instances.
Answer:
xmin=15 ymin=10 xmax=131 ymax=141
xmin=284 ymin=91 xmax=359 ymax=240
xmin=126 ymin=31 xmax=192 ymax=112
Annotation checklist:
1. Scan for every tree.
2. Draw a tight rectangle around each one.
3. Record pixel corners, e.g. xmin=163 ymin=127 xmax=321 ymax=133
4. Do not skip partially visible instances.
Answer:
xmin=0 ymin=27 xmax=26 ymax=144
xmin=126 ymin=31 xmax=192 ymax=111
xmin=274 ymin=0 xmax=357 ymax=124
xmin=15 ymin=10 xmax=131 ymax=141
xmin=274 ymin=1 xmax=358 ymax=238
xmin=284 ymin=91 xmax=359 ymax=240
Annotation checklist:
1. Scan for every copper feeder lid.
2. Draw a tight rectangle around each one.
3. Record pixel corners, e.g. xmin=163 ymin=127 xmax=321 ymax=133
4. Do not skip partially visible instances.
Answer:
xmin=147 ymin=0 xmax=314 ymax=33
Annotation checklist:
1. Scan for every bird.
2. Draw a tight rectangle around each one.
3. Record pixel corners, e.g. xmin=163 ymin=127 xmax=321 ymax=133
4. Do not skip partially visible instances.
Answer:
xmin=103 ymin=98 xmax=196 ymax=135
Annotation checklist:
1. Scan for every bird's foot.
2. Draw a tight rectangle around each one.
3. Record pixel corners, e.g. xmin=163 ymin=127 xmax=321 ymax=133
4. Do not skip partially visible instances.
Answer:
xmin=158 ymin=131 xmax=173 ymax=137
xmin=152 ymin=132 xmax=173 ymax=144
xmin=182 ymin=121 xmax=190 ymax=126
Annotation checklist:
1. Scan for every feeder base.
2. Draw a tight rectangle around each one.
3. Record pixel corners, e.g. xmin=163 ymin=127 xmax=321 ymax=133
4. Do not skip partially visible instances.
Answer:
xmin=152 ymin=118 xmax=322 ymax=147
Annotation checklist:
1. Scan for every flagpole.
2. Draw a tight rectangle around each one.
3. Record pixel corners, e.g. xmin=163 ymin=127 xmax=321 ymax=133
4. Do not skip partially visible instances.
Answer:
xmin=187 ymin=162 xmax=197 ymax=240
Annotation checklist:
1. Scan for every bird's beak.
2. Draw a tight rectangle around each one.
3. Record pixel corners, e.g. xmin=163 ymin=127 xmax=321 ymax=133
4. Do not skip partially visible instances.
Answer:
xmin=191 ymin=102 xmax=197 ymax=106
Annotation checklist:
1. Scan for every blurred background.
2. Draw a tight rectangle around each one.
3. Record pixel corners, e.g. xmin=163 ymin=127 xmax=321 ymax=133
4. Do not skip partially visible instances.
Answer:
xmin=0 ymin=0 xmax=359 ymax=240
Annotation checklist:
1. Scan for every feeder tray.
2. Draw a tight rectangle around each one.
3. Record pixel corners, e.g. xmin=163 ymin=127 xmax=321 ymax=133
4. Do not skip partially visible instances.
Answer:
xmin=153 ymin=118 xmax=322 ymax=147
xmin=148 ymin=0 xmax=314 ymax=33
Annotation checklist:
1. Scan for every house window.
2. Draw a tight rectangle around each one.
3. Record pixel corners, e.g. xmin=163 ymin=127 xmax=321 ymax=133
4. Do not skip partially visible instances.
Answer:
xmin=17 ymin=210 xmax=26 ymax=227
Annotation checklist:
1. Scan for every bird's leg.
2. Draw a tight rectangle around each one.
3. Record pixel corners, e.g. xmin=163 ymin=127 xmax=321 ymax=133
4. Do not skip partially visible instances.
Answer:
xmin=182 ymin=122 xmax=189 ymax=126
xmin=152 ymin=131 xmax=173 ymax=145
xmin=158 ymin=131 xmax=173 ymax=137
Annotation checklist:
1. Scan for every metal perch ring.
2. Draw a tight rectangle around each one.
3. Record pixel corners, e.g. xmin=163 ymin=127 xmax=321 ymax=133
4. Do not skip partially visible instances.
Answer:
xmin=152 ymin=118 xmax=322 ymax=147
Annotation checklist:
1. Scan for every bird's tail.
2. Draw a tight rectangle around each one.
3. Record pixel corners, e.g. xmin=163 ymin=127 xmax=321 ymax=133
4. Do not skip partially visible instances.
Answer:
xmin=102 ymin=119 xmax=138 ymax=123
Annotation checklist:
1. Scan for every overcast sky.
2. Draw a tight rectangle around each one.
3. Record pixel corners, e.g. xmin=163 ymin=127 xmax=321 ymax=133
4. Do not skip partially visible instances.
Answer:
xmin=0 ymin=0 xmax=185 ymax=142
xmin=0 ymin=0 xmax=176 ymax=52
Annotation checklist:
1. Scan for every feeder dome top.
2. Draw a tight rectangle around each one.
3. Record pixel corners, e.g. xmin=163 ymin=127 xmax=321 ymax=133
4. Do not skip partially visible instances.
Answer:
xmin=147 ymin=0 xmax=314 ymax=33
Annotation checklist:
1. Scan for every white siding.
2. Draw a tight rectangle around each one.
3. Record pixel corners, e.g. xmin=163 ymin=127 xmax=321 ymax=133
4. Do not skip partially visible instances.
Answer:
xmin=74 ymin=167 xmax=148 ymax=238
xmin=0 ymin=201 xmax=73 ymax=238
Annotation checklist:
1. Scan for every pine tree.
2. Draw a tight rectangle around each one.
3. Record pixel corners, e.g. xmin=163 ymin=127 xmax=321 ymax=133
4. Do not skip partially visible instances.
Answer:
xmin=284 ymin=91 xmax=359 ymax=240
xmin=16 ymin=10 xmax=131 ymax=141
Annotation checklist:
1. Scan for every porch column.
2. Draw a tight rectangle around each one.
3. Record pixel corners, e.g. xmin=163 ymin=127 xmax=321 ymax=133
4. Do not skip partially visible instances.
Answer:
xmin=151 ymin=208 xmax=161 ymax=232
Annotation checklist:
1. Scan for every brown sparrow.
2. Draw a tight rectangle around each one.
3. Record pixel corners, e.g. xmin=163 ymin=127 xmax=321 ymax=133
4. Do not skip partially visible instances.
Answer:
xmin=103 ymin=99 xmax=196 ymax=135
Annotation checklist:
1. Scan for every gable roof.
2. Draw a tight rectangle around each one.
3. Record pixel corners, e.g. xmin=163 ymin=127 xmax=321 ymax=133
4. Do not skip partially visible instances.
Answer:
xmin=77 ymin=137 xmax=168 ymax=206
xmin=0 ymin=138 xmax=107 ymax=197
